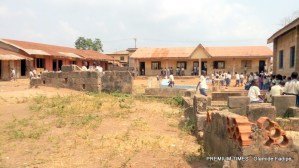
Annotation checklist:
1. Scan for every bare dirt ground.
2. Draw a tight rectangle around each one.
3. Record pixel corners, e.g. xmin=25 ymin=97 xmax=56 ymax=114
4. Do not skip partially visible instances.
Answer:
xmin=0 ymin=79 xmax=208 ymax=168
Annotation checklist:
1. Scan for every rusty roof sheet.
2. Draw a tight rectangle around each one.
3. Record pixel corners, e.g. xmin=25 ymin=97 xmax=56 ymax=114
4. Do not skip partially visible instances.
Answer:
xmin=204 ymin=46 xmax=272 ymax=58
xmin=1 ymin=39 xmax=112 ymax=61
xmin=130 ymin=47 xmax=197 ymax=59
xmin=0 ymin=48 xmax=33 ymax=60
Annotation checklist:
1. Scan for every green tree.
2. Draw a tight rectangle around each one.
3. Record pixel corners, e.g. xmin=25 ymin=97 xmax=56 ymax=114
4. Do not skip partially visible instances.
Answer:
xmin=75 ymin=37 xmax=103 ymax=52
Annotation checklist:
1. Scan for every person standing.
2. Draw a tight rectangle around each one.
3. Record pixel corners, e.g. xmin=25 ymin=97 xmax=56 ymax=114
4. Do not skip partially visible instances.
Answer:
xmin=11 ymin=68 xmax=16 ymax=81
xmin=235 ymin=72 xmax=240 ymax=87
xmin=240 ymin=73 xmax=244 ymax=86
xmin=283 ymin=72 xmax=299 ymax=107
xmin=168 ymin=73 xmax=175 ymax=87
xmin=196 ymin=71 xmax=208 ymax=96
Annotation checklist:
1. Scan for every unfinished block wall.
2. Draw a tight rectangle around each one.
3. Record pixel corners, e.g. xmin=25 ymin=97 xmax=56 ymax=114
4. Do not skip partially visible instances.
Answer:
xmin=30 ymin=65 xmax=133 ymax=93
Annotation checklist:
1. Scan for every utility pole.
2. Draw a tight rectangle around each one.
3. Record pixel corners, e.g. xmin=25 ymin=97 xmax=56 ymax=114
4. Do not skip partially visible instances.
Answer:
xmin=133 ymin=38 xmax=137 ymax=48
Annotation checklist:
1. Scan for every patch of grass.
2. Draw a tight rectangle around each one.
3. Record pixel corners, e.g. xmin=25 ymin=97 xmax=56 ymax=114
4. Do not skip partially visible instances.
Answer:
xmin=4 ymin=118 xmax=48 ymax=140
xmin=55 ymin=118 xmax=67 ymax=128
xmin=72 ymin=113 xmax=102 ymax=128
xmin=163 ymin=110 xmax=181 ymax=118
xmin=164 ymin=96 xmax=184 ymax=107
xmin=180 ymin=119 xmax=196 ymax=135
xmin=130 ymin=117 xmax=149 ymax=130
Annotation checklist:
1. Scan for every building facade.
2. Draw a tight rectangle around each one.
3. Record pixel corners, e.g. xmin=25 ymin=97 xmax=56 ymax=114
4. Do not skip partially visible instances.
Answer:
xmin=0 ymin=39 xmax=112 ymax=80
xmin=130 ymin=45 xmax=272 ymax=76
xmin=268 ymin=17 xmax=299 ymax=76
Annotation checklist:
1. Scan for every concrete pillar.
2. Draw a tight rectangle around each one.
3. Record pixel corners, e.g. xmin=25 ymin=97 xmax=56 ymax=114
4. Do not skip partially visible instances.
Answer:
xmin=198 ymin=57 xmax=202 ymax=76
xmin=232 ymin=58 xmax=236 ymax=75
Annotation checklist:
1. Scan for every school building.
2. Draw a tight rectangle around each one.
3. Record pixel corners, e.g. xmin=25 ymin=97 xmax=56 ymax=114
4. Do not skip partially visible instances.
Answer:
xmin=0 ymin=39 xmax=112 ymax=80
xmin=130 ymin=45 xmax=272 ymax=76
xmin=268 ymin=17 xmax=299 ymax=76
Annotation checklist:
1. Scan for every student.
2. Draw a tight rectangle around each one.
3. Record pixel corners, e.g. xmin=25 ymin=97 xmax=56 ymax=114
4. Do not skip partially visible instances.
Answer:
xmin=29 ymin=70 xmax=34 ymax=79
xmin=283 ymin=72 xmax=299 ymax=106
xmin=168 ymin=73 xmax=175 ymax=87
xmin=81 ymin=62 xmax=88 ymax=71
xmin=11 ymin=68 xmax=16 ymax=81
xmin=248 ymin=80 xmax=264 ymax=103
xmin=240 ymin=73 xmax=244 ymax=86
xmin=196 ymin=70 xmax=208 ymax=96
xmin=235 ymin=72 xmax=240 ymax=87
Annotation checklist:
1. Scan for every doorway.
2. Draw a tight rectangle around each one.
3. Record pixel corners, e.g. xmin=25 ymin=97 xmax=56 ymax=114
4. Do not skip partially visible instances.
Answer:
xmin=139 ymin=62 xmax=145 ymax=75
xmin=201 ymin=61 xmax=207 ymax=72
xmin=53 ymin=60 xmax=57 ymax=71
xmin=21 ymin=60 xmax=26 ymax=76
xmin=58 ymin=60 xmax=63 ymax=71
xmin=259 ymin=60 xmax=266 ymax=73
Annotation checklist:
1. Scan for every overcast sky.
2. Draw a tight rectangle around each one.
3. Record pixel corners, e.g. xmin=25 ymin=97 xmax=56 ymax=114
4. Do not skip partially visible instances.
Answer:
xmin=0 ymin=0 xmax=298 ymax=53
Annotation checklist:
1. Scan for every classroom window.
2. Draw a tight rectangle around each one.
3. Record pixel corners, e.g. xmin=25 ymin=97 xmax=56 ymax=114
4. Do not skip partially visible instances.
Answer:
xmin=241 ymin=60 xmax=252 ymax=68
xmin=177 ymin=61 xmax=187 ymax=69
xmin=36 ymin=58 xmax=45 ymax=68
xmin=151 ymin=61 xmax=161 ymax=70
xmin=290 ymin=46 xmax=295 ymax=68
xmin=279 ymin=50 xmax=284 ymax=69
xmin=120 ymin=56 xmax=124 ymax=61
xmin=213 ymin=61 xmax=225 ymax=69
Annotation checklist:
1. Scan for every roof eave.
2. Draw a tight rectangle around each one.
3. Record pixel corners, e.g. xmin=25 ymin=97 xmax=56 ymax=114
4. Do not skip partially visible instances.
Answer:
xmin=267 ymin=17 xmax=299 ymax=44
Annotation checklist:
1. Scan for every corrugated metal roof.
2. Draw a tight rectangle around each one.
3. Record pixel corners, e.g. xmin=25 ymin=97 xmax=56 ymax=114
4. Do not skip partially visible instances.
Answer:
xmin=130 ymin=47 xmax=196 ymax=59
xmin=0 ymin=48 xmax=33 ymax=60
xmin=204 ymin=46 xmax=272 ymax=58
xmin=107 ymin=50 xmax=129 ymax=55
xmin=1 ymin=39 xmax=112 ymax=61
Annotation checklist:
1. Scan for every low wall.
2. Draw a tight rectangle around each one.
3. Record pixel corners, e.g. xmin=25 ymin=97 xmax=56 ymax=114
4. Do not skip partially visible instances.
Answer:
xmin=204 ymin=111 xmax=298 ymax=167
xmin=144 ymin=88 xmax=195 ymax=98
xmin=30 ymin=65 xmax=133 ymax=93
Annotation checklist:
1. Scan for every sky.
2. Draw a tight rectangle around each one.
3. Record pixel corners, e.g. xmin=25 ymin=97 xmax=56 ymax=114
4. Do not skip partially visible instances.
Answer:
xmin=0 ymin=0 xmax=298 ymax=53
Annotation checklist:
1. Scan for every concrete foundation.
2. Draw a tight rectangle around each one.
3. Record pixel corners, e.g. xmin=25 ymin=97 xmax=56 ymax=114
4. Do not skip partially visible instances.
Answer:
xmin=272 ymin=95 xmax=296 ymax=117
xmin=30 ymin=65 xmax=133 ymax=93
xmin=246 ymin=103 xmax=276 ymax=122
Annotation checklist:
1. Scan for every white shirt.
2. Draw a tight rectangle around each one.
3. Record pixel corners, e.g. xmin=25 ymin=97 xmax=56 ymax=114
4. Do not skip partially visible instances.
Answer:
xmin=199 ymin=75 xmax=208 ymax=89
xmin=284 ymin=79 xmax=299 ymax=95
xmin=227 ymin=74 xmax=232 ymax=79
xmin=235 ymin=74 xmax=240 ymax=80
xmin=248 ymin=86 xmax=261 ymax=102
xmin=81 ymin=66 xmax=88 ymax=71
xmin=169 ymin=74 xmax=174 ymax=81
xmin=270 ymin=85 xmax=283 ymax=96
xmin=240 ymin=74 xmax=244 ymax=79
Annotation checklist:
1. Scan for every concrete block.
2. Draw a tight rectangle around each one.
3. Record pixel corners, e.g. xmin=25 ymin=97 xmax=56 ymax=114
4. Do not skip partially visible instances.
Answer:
xmin=61 ymin=65 xmax=81 ymax=72
xmin=84 ymin=78 xmax=100 ymax=85
xmin=58 ymin=72 xmax=68 ymax=79
xmin=285 ymin=106 xmax=299 ymax=117
xmin=193 ymin=94 xmax=209 ymax=114
xmin=272 ymin=95 xmax=296 ymax=117
xmin=230 ymin=107 xmax=247 ymax=116
xmin=276 ymin=118 xmax=292 ymax=130
xmin=69 ymin=72 xmax=81 ymax=78
xmin=228 ymin=96 xmax=250 ymax=108
xmin=196 ymin=114 xmax=206 ymax=131
xmin=246 ymin=103 xmax=276 ymax=122
xmin=290 ymin=117 xmax=299 ymax=131
xmin=30 ymin=78 xmax=42 ymax=87
xmin=212 ymin=92 xmax=242 ymax=101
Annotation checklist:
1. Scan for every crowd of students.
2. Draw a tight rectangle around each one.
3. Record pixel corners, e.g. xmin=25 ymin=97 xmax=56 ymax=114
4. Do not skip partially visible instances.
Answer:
xmin=247 ymin=71 xmax=299 ymax=107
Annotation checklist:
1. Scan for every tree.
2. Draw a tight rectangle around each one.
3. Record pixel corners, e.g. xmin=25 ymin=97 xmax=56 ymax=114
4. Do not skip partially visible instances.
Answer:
xmin=75 ymin=37 xmax=103 ymax=52
xmin=280 ymin=10 xmax=299 ymax=27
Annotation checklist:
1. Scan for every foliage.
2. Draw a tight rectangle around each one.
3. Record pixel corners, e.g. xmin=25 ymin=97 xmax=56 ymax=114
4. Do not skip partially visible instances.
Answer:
xmin=75 ymin=37 xmax=103 ymax=52
xmin=164 ymin=96 xmax=184 ymax=107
